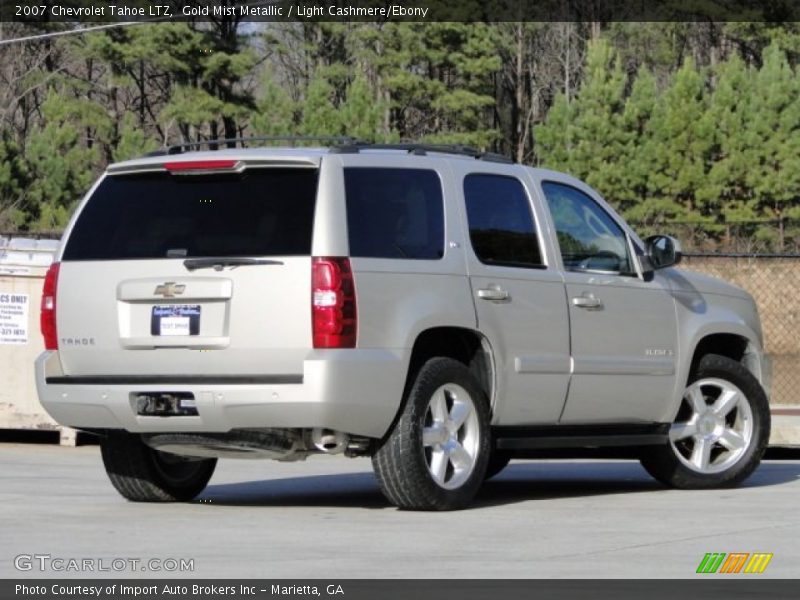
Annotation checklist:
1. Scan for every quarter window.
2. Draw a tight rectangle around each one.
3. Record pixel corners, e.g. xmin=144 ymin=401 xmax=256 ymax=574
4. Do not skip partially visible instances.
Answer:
xmin=344 ymin=168 xmax=444 ymax=260
xmin=541 ymin=182 xmax=633 ymax=274
xmin=464 ymin=174 xmax=543 ymax=268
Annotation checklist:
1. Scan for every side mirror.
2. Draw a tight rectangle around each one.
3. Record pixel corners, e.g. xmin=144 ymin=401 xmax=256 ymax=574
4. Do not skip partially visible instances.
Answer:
xmin=644 ymin=235 xmax=682 ymax=270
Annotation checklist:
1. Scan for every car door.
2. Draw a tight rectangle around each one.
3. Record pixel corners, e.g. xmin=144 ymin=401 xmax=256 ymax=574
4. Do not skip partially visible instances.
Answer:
xmin=454 ymin=166 xmax=570 ymax=425
xmin=537 ymin=178 xmax=679 ymax=423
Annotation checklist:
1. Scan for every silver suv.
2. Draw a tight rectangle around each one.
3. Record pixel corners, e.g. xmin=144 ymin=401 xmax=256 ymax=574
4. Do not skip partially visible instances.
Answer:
xmin=36 ymin=141 xmax=770 ymax=510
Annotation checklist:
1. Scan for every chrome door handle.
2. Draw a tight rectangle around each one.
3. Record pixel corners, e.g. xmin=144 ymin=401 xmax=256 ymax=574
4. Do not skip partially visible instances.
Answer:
xmin=477 ymin=287 xmax=510 ymax=302
xmin=572 ymin=294 xmax=603 ymax=309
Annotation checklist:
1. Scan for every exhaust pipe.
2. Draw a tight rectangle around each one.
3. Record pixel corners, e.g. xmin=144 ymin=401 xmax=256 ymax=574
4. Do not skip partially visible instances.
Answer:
xmin=311 ymin=428 xmax=348 ymax=454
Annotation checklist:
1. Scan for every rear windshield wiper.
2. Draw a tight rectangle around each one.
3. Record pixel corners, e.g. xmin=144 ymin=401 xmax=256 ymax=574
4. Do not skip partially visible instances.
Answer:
xmin=183 ymin=257 xmax=284 ymax=271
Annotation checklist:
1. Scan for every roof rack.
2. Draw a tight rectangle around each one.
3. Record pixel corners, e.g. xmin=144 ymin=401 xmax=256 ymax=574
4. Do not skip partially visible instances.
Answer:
xmin=141 ymin=137 xmax=514 ymax=164
xmin=144 ymin=136 xmax=359 ymax=156
xmin=331 ymin=142 xmax=514 ymax=164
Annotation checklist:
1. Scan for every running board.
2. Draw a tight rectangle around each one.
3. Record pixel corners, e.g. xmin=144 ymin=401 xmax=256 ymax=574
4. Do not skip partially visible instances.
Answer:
xmin=493 ymin=423 xmax=670 ymax=450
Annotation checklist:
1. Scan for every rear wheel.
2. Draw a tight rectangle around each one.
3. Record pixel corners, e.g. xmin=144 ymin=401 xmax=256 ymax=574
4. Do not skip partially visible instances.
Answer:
xmin=641 ymin=354 xmax=769 ymax=489
xmin=101 ymin=431 xmax=216 ymax=502
xmin=372 ymin=357 xmax=491 ymax=510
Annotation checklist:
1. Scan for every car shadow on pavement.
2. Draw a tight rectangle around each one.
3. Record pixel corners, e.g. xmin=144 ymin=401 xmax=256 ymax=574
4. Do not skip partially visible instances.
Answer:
xmin=199 ymin=471 xmax=385 ymax=508
xmin=197 ymin=460 xmax=800 ymax=509
xmin=474 ymin=460 xmax=799 ymax=508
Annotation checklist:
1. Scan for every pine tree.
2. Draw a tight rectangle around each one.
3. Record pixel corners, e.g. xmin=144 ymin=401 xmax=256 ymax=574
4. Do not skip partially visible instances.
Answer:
xmin=560 ymin=39 xmax=629 ymax=206
xmin=371 ymin=22 xmax=499 ymax=147
xmin=639 ymin=58 xmax=713 ymax=237
xmin=340 ymin=75 xmax=384 ymax=141
xmin=745 ymin=43 xmax=800 ymax=251
xmin=423 ymin=23 xmax=501 ymax=147
xmin=0 ymin=133 xmax=30 ymax=230
xmin=89 ymin=22 xmax=259 ymax=145
xmin=534 ymin=94 xmax=575 ymax=171
xmin=618 ymin=66 xmax=658 ymax=222
xmin=299 ymin=71 xmax=343 ymax=136
xmin=250 ymin=74 xmax=296 ymax=138
xmin=112 ymin=114 xmax=159 ymax=162
xmin=701 ymin=55 xmax=759 ymax=248
xmin=22 ymin=92 xmax=97 ymax=231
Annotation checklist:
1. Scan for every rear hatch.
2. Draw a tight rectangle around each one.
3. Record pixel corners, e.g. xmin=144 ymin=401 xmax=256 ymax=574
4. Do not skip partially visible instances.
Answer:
xmin=55 ymin=159 xmax=319 ymax=378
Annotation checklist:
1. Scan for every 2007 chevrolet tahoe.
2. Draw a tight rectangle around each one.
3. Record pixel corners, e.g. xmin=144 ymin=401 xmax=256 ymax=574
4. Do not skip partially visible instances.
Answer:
xmin=36 ymin=141 xmax=770 ymax=510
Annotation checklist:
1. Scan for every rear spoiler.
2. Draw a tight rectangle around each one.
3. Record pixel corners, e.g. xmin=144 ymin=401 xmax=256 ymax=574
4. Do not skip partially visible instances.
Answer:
xmin=106 ymin=158 xmax=319 ymax=176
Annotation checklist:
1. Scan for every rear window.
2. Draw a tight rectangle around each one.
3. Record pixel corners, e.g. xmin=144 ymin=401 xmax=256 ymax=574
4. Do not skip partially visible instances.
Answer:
xmin=344 ymin=168 xmax=444 ymax=260
xmin=62 ymin=168 xmax=318 ymax=260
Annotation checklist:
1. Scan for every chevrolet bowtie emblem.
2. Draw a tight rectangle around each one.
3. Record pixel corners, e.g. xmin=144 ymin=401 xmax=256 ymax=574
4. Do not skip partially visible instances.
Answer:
xmin=154 ymin=282 xmax=186 ymax=298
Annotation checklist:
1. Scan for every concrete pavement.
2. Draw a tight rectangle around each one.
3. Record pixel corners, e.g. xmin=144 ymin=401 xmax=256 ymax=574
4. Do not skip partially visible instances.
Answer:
xmin=1 ymin=443 xmax=798 ymax=578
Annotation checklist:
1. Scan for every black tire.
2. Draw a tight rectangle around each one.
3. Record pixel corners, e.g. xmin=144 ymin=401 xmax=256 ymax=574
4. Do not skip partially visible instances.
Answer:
xmin=484 ymin=451 xmax=512 ymax=480
xmin=372 ymin=357 xmax=491 ymax=510
xmin=100 ymin=431 xmax=217 ymax=502
xmin=640 ymin=354 xmax=770 ymax=489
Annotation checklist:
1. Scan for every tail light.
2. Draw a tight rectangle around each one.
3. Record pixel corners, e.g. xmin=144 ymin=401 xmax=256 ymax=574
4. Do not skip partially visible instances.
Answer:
xmin=40 ymin=262 xmax=60 ymax=350
xmin=312 ymin=257 xmax=357 ymax=348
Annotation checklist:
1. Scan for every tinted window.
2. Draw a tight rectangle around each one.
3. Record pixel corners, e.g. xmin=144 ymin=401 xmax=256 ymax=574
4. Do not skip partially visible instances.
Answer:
xmin=63 ymin=168 xmax=318 ymax=260
xmin=344 ymin=168 xmax=444 ymax=260
xmin=541 ymin=182 xmax=633 ymax=274
xmin=464 ymin=174 xmax=543 ymax=268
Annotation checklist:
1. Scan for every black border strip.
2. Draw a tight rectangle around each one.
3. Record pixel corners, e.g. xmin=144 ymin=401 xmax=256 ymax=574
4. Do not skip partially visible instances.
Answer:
xmin=4 ymin=0 xmax=800 ymax=23
xmin=1 ymin=579 xmax=794 ymax=599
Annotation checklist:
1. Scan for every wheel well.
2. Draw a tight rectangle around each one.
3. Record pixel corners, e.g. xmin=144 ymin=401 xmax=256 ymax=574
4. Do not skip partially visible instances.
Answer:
xmin=404 ymin=327 xmax=494 ymax=409
xmin=690 ymin=333 xmax=749 ymax=376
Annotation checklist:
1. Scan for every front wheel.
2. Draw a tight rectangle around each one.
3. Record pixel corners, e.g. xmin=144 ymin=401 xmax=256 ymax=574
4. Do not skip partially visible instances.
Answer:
xmin=372 ymin=357 xmax=491 ymax=510
xmin=640 ymin=354 xmax=770 ymax=489
xmin=101 ymin=431 xmax=217 ymax=502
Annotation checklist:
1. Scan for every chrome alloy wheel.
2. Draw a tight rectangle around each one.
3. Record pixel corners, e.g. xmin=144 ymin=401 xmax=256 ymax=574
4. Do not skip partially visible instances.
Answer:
xmin=422 ymin=384 xmax=481 ymax=490
xmin=670 ymin=378 xmax=754 ymax=474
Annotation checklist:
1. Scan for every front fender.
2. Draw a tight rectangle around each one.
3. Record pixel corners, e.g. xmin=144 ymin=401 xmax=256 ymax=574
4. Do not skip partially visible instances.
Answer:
xmin=664 ymin=289 xmax=765 ymax=422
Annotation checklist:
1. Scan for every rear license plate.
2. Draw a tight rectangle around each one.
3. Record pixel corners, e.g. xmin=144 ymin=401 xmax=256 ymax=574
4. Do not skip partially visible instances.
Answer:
xmin=151 ymin=305 xmax=200 ymax=336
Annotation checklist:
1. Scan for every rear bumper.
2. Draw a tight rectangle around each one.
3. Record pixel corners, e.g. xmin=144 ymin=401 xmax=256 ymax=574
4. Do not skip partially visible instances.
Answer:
xmin=35 ymin=349 xmax=406 ymax=438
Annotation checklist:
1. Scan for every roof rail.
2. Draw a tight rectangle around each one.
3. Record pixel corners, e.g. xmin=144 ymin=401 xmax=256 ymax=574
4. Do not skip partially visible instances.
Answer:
xmin=144 ymin=136 xmax=360 ymax=156
xmin=330 ymin=143 xmax=514 ymax=164
xmin=141 ymin=137 xmax=514 ymax=164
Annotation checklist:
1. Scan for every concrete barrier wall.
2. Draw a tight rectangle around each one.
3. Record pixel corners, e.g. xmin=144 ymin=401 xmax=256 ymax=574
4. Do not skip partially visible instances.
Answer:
xmin=0 ymin=238 xmax=74 ymax=443
xmin=0 ymin=271 xmax=51 ymax=422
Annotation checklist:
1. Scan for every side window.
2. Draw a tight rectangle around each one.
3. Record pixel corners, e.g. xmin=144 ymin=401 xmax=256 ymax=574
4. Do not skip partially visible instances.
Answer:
xmin=344 ymin=168 xmax=444 ymax=260
xmin=541 ymin=182 xmax=633 ymax=275
xmin=463 ymin=174 xmax=544 ymax=269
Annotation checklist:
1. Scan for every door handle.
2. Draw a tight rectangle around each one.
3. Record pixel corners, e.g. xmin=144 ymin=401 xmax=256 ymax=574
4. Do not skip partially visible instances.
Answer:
xmin=572 ymin=293 xmax=603 ymax=309
xmin=477 ymin=287 xmax=510 ymax=302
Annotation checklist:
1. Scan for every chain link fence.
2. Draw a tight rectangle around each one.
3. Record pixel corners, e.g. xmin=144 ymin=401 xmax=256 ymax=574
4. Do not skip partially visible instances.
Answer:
xmin=630 ymin=220 xmax=800 ymax=255
xmin=0 ymin=231 xmax=61 ymax=240
xmin=681 ymin=254 xmax=800 ymax=406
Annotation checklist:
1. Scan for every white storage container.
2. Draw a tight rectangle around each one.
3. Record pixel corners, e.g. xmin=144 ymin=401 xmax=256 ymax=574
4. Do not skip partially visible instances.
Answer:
xmin=0 ymin=237 xmax=75 ymax=444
